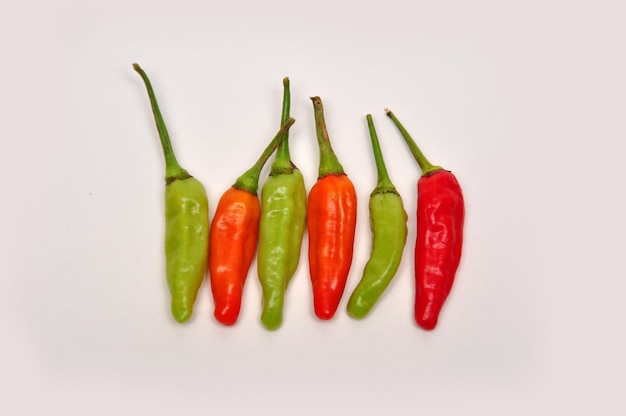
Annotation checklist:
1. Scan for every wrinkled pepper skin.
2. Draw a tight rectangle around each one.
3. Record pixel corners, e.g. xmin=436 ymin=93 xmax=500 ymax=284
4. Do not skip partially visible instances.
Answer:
xmin=258 ymin=170 xmax=307 ymax=329
xmin=209 ymin=188 xmax=260 ymax=326
xmin=347 ymin=115 xmax=407 ymax=319
xmin=347 ymin=192 xmax=407 ymax=318
xmin=308 ymin=174 xmax=357 ymax=319
xmin=133 ymin=63 xmax=209 ymax=323
xmin=386 ymin=109 xmax=465 ymax=330
xmin=415 ymin=170 xmax=464 ymax=330
xmin=165 ymin=179 xmax=209 ymax=322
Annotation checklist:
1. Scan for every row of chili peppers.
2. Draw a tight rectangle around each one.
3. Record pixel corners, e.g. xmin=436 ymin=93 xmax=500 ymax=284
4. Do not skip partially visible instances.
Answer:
xmin=133 ymin=63 xmax=465 ymax=331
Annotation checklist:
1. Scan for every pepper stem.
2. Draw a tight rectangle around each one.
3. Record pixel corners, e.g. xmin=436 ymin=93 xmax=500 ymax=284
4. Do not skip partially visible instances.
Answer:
xmin=385 ymin=109 xmax=442 ymax=176
xmin=311 ymin=96 xmax=345 ymax=178
xmin=234 ymin=117 xmax=296 ymax=195
xmin=133 ymin=63 xmax=191 ymax=184
xmin=270 ymin=77 xmax=296 ymax=175
xmin=366 ymin=114 xmax=396 ymax=193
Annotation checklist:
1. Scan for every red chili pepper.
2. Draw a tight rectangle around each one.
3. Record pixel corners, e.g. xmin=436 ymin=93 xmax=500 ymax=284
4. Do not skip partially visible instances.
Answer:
xmin=386 ymin=109 xmax=465 ymax=330
xmin=308 ymin=97 xmax=357 ymax=320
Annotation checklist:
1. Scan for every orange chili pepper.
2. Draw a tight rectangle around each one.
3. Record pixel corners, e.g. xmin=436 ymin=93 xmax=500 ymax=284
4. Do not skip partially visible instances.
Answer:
xmin=209 ymin=118 xmax=295 ymax=326
xmin=307 ymin=97 xmax=357 ymax=320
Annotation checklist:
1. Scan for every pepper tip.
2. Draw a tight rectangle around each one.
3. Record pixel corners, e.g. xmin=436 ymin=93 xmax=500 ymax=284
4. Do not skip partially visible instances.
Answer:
xmin=416 ymin=315 xmax=438 ymax=331
xmin=171 ymin=304 xmax=193 ymax=323
xmin=314 ymin=305 xmax=337 ymax=321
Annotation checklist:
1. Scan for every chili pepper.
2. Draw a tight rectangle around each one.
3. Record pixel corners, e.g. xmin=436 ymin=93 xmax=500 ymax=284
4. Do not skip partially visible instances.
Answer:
xmin=209 ymin=117 xmax=296 ymax=326
xmin=257 ymin=78 xmax=307 ymax=330
xmin=133 ymin=63 xmax=209 ymax=323
xmin=386 ymin=109 xmax=465 ymax=330
xmin=346 ymin=115 xmax=408 ymax=319
xmin=307 ymin=96 xmax=357 ymax=320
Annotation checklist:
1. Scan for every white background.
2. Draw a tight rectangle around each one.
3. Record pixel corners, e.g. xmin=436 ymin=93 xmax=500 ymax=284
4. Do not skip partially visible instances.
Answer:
xmin=2 ymin=0 xmax=625 ymax=414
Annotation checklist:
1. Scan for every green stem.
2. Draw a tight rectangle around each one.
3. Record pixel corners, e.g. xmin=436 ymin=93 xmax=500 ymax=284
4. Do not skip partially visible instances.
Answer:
xmin=133 ymin=63 xmax=190 ymax=184
xmin=385 ymin=109 xmax=442 ymax=176
xmin=234 ymin=117 xmax=296 ymax=195
xmin=311 ymin=96 xmax=345 ymax=178
xmin=366 ymin=114 xmax=396 ymax=193
xmin=270 ymin=77 xmax=295 ymax=175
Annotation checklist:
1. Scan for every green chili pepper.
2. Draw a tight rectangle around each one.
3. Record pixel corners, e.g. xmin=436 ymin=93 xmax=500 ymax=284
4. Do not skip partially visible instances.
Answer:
xmin=133 ymin=63 xmax=209 ymax=323
xmin=346 ymin=114 xmax=408 ymax=319
xmin=257 ymin=78 xmax=307 ymax=330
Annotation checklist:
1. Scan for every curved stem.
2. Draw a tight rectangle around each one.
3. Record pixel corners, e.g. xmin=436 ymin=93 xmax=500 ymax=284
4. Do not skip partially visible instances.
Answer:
xmin=270 ymin=77 xmax=295 ymax=175
xmin=385 ymin=109 xmax=442 ymax=176
xmin=366 ymin=114 xmax=395 ymax=192
xmin=133 ymin=63 xmax=190 ymax=184
xmin=311 ymin=96 xmax=344 ymax=178
xmin=234 ymin=117 xmax=296 ymax=195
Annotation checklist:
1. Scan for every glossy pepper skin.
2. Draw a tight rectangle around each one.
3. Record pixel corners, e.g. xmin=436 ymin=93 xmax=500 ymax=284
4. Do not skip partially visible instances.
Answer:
xmin=308 ymin=96 xmax=357 ymax=320
xmin=347 ymin=115 xmax=407 ymax=319
xmin=257 ymin=78 xmax=307 ymax=330
xmin=209 ymin=118 xmax=295 ymax=326
xmin=133 ymin=63 xmax=209 ymax=323
xmin=386 ymin=109 xmax=465 ymax=330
